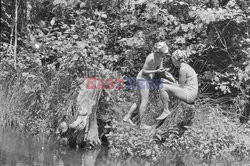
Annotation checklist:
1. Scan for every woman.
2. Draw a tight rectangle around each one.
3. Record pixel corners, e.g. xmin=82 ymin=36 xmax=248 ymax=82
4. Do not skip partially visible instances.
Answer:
xmin=157 ymin=49 xmax=198 ymax=120
xmin=123 ymin=42 xmax=170 ymax=129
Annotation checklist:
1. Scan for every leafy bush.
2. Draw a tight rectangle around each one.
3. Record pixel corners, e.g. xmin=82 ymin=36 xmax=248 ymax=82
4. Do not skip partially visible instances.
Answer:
xmin=106 ymin=119 xmax=165 ymax=159
xmin=175 ymin=106 xmax=250 ymax=160
xmin=107 ymin=103 xmax=250 ymax=161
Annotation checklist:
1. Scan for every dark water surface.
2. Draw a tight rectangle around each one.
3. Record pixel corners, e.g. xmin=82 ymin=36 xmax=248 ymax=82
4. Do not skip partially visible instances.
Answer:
xmin=0 ymin=128 xmax=165 ymax=166
xmin=0 ymin=128 xmax=250 ymax=166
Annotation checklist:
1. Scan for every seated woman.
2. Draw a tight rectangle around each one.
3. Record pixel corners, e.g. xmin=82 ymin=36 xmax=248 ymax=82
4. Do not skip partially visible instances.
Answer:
xmin=156 ymin=49 xmax=198 ymax=120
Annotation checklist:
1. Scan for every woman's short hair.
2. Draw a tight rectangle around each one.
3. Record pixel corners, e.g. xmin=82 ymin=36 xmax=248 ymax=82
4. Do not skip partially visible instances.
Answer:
xmin=154 ymin=42 xmax=169 ymax=54
xmin=172 ymin=50 xmax=189 ymax=62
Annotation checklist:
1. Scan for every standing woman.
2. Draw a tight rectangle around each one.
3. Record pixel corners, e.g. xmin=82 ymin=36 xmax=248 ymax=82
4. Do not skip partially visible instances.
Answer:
xmin=156 ymin=50 xmax=198 ymax=120
xmin=123 ymin=42 xmax=170 ymax=129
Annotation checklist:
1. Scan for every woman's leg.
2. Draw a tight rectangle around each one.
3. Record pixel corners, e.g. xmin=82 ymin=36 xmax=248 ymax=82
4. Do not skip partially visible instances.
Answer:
xmin=138 ymin=87 xmax=151 ymax=129
xmin=157 ymin=88 xmax=171 ymax=120
xmin=123 ymin=103 xmax=137 ymax=126
xmin=124 ymin=77 xmax=151 ymax=129
xmin=157 ymin=83 xmax=187 ymax=120
xmin=124 ymin=88 xmax=151 ymax=128
xmin=162 ymin=84 xmax=187 ymax=101
xmin=123 ymin=78 xmax=149 ymax=126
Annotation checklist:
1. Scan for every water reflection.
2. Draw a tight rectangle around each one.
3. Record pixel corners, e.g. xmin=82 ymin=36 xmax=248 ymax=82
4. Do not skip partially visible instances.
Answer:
xmin=0 ymin=128 xmax=155 ymax=166
xmin=0 ymin=128 xmax=250 ymax=166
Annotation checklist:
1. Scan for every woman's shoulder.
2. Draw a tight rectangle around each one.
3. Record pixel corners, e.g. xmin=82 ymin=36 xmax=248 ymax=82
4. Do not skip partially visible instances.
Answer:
xmin=181 ymin=63 xmax=196 ymax=73
xmin=182 ymin=63 xmax=192 ymax=68
xmin=180 ymin=63 xmax=189 ymax=70
xmin=145 ymin=53 xmax=155 ymax=61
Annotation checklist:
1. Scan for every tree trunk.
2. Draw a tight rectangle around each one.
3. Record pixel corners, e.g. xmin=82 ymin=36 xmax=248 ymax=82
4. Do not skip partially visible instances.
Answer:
xmin=14 ymin=0 xmax=18 ymax=70
xmin=68 ymin=78 xmax=102 ymax=147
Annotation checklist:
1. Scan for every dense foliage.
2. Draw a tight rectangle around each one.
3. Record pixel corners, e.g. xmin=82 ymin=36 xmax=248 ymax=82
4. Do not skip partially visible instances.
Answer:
xmin=107 ymin=100 xmax=250 ymax=161
xmin=0 ymin=0 xmax=250 ymax=161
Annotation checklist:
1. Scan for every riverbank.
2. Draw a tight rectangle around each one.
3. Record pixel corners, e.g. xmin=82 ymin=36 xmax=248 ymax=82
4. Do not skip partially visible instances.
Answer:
xmin=1 ymin=86 xmax=250 ymax=163
xmin=107 ymin=99 xmax=250 ymax=160
xmin=1 ymin=127 xmax=250 ymax=166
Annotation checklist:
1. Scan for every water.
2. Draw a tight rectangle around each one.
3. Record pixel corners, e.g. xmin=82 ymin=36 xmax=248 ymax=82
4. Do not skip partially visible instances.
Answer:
xmin=0 ymin=128 xmax=250 ymax=166
xmin=0 ymin=128 xmax=167 ymax=166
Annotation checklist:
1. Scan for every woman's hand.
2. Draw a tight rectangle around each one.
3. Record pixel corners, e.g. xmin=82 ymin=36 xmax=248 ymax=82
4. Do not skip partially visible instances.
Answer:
xmin=164 ymin=72 xmax=176 ymax=82
xmin=149 ymin=73 xmax=154 ymax=80
xmin=161 ymin=78 xmax=173 ymax=84
xmin=156 ymin=68 xmax=166 ymax=73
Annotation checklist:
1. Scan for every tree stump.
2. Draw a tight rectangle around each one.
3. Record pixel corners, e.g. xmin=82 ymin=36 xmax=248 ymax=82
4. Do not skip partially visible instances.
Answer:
xmin=71 ymin=78 xmax=102 ymax=146
xmin=57 ymin=77 xmax=103 ymax=147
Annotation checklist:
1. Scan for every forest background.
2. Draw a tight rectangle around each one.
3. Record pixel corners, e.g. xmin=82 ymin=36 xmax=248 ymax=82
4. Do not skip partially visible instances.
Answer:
xmin=1 ymin=0 xmax=250 ymax=162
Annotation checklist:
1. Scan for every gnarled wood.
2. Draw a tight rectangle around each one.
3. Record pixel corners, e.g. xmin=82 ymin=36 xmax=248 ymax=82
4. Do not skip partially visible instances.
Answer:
xmin=71 ymin=78 xmax=103 ymax=146
xmin=57 ymin=78 xmax=103 ymax=147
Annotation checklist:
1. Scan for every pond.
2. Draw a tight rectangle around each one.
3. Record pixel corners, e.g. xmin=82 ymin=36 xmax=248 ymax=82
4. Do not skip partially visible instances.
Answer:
xmin=0 ymin=127 xmax=249 ymax=166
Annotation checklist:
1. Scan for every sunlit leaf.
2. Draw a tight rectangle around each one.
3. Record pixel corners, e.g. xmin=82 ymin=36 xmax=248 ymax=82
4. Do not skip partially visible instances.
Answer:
xmin=53 ymin=0 xmax=67 ymax=5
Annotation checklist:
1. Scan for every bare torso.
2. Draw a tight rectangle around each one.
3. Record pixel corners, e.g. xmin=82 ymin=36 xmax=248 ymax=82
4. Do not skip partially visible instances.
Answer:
xmin=137 ymin=53 xmax=163 ymax=80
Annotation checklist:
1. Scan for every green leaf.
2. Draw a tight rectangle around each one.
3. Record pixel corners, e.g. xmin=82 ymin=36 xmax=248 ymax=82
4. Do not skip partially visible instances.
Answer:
xmin=135 ymin=0 xmax=147 ymax=5
xmin=72 ymin=35 xmax=78 ymax=39
xmin=101 ymin=14 xmax=107 ymax=19
xmin=72 ymin=54 xmax=79 ymax=61
xmin=53 ymin=0 xmax=67 ymax=5
xmin=76 ymin=41 xmax=87 ymax=49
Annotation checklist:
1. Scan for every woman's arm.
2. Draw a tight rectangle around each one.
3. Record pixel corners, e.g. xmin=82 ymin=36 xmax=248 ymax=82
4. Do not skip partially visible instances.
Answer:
xmin=164 ymin=72 xmax=176 ymax=82
xmin=142 ymin=58 xmax=165 ymax=74
xmin=142 ymin=68 xmax=165 ymax=74
xmin=161 ymin=79 xmax=178 ymax=85
xmin=159 ymin=59 xmax=164 ymax=69
xmin=178 ymin=66 xmax=187 ymax=88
